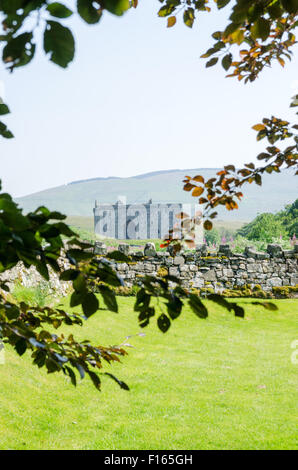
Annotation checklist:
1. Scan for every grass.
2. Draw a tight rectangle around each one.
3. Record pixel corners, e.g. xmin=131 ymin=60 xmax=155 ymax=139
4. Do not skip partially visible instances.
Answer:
xmin=0 ymin=297 xmax=297 ymax=450
xmin=66 ymin=216 xmax=246 ymax=236
xmin=66 ymin=216 xmax=246 ymax=252
xmin=12 ymin=281 xmax=53 ymax=308
xmin=68 ymin=223 xmax=164 ymax=250
xmin=66 ymin=216 xmax=94 ymax=232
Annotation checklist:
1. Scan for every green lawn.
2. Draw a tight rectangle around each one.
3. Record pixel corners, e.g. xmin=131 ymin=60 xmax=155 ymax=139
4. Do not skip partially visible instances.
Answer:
xmin=0 ymin=298 xmax=297 ymax=450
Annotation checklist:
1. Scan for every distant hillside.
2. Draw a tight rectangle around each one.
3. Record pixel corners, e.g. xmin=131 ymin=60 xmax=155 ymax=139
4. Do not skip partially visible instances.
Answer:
xmin=16 ymin=168 xmax=298 ymax=221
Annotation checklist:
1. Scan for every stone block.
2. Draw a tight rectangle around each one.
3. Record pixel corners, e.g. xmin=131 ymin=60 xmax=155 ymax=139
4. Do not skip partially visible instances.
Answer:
xmin=192 ymin=278 xmax=204 ymax=288
xmin=169 ymin=267 xmax=179 ymax=276
xmin=223 ymin=269 xmax=234 ymax=278
xmin=267 ymin=277 xmax=282 ymax=287
xmin=144 ymin=242 xmax=156 ymax=257
xmin=173 ymin=256 xmax=185 ymax=266
xmin=247 ymin=264 xmax=257 ymax=273
xmin=267 ymin=244 xmax=283 ymax=257
xmin=189 ymin=265 xmax=198 ymax=272
xmin=118 ymin=244 xmax=131 ymax=255
xmin=283 ymin=250 xmax=295 ymax=259
xmin=203 ymin=270 xmax=216 ymax=282
xmin=94 ymin=241 xmax=107 ymax=255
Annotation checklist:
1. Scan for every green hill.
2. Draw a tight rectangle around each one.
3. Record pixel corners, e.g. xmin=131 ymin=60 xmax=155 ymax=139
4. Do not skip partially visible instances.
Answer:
xmin=16 ymin=168 xmax=297 ymax=221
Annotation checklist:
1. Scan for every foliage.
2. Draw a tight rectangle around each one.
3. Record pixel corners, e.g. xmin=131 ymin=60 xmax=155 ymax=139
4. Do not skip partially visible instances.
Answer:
xmin=204 ymin=227 xmax=220 ymax=245
xmin=278 ymin=198 xmax=298 ymax=236
xmin=0 ymin=183 xmax=130 ymax=390
xmin=238 ymin=199 xmax=298 ymax=240
xmin=71 ymin=226 xmax=164 ymax=252
xmin=159 ymin=0 xmax=298 ymax=82
xmin=237 ymin=212 xmax=288 ymax=241
xmin=231 ymin=234 xmax=295 ymax=252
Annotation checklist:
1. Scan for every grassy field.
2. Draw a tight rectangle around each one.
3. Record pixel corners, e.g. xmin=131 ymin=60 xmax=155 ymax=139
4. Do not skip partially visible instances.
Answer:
xmin=66 ymin=215 xmax=94 ymax=232
xmin=66 ymin=216 xmax=247 ymax=252
xmin=0 ymin=297 xmax=297 ymax=450
xmin=66 ymin=216 xmax=247 ymax=235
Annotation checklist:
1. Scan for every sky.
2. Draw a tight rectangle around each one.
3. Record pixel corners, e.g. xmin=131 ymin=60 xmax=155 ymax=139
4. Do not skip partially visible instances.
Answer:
xmin=0 ymin=0 xmax=297 ymax=198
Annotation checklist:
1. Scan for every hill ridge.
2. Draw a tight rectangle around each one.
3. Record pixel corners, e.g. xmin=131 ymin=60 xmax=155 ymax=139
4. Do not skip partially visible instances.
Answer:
xmin=16 ymin=168 xmax=297 ymax=221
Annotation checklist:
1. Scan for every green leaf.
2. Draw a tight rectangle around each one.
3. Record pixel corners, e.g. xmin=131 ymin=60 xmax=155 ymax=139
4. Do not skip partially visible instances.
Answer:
xmin=217 ymin=0 xmax=231 ymax=9
xmin=82 ymin=292 xmax=99 ymax=318
xmin=206 ymin=57 xmax=218 ymax=68
xmin=0 ymin=0 xmax=24 ymax=14
xmin=157 ymin=313 xmax=171 ymax=333
xmin=15 ymin=338 xmax=27 ymax=356
xmin=73 ymin=273 xmax=87 ymax=293
xmin=251 ymin=18 xmax=271 ymax=42
xmin=104 ymin=0 xmax=130 ymax=16
xmin=44 ymin=21 xmax=75 ymax=68
xmin=255 ymin=174 xmax=262 ymax=186
xmin=70 ymin=291 xmax=84 ymax=307
xmin=2 ymin=32 xmax=36 ymax=69
xmin=0 ymin=104 xmax=10 ymax=115
xmin=67 ymin=249 xmax=92 ymax=262
xmin=53 ymin=222 xmax=76 ymax=237
xmin=183 ymin=7 xmax=195 ymax=28
xmin=49 ymin=211 xmax=66 ymax=220
xmin=223 ymin=22 xmax=241 ymax=38
xmin=77 ymin=0 xmax=102 ymax=24
xmin=212 ymin=31 xmax=222 ymax=40
xmin=97 ymin=263 xmax=123 ymax=287
xmin=0 ymin=121 xmax=14 ymax=139
xmin=75 ymin=362 xmax=85 ymax=379
xmin=222 ymin=53 xmax=232 ymax=71
xmin=47 ymin=2 xmax=73 ymax=18
xmin=158 ymin=3 xmax=177 ymax=17
xmin=107 ymin=251 xmax=130 ymax=262
xmin=65 ymin=366 xmax=77 ymax=386
xmin=60 ymin=269 xmax=79 ymax=281
xmin=281 ymin=0 xmax=298 ymax=14
xmin=35 ymin=261 xmax=50 ymax=281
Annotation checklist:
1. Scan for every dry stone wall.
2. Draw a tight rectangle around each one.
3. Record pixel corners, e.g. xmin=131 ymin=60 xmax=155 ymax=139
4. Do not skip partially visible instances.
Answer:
xmin=1 ymin=243 xmax=297 ymax=298
xmin=0 ymin=260 xmax=71 ymax=299
xmin=101 ymin=243 xmax=298 ymax=292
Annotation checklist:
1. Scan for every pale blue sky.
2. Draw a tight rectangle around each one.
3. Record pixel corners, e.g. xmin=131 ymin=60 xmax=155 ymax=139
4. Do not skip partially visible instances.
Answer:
xmin=0 ymin=1 xmax=297 ymax=197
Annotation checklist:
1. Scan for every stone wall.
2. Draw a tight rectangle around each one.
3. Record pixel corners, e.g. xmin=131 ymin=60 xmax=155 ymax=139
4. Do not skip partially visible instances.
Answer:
xmin=1 ymin=243 xmax=297 ymax=298
xmin=0 ymin=260 xmax=71 ymax=299
xmin=98 ymin=242 xmax=298 ymax=292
